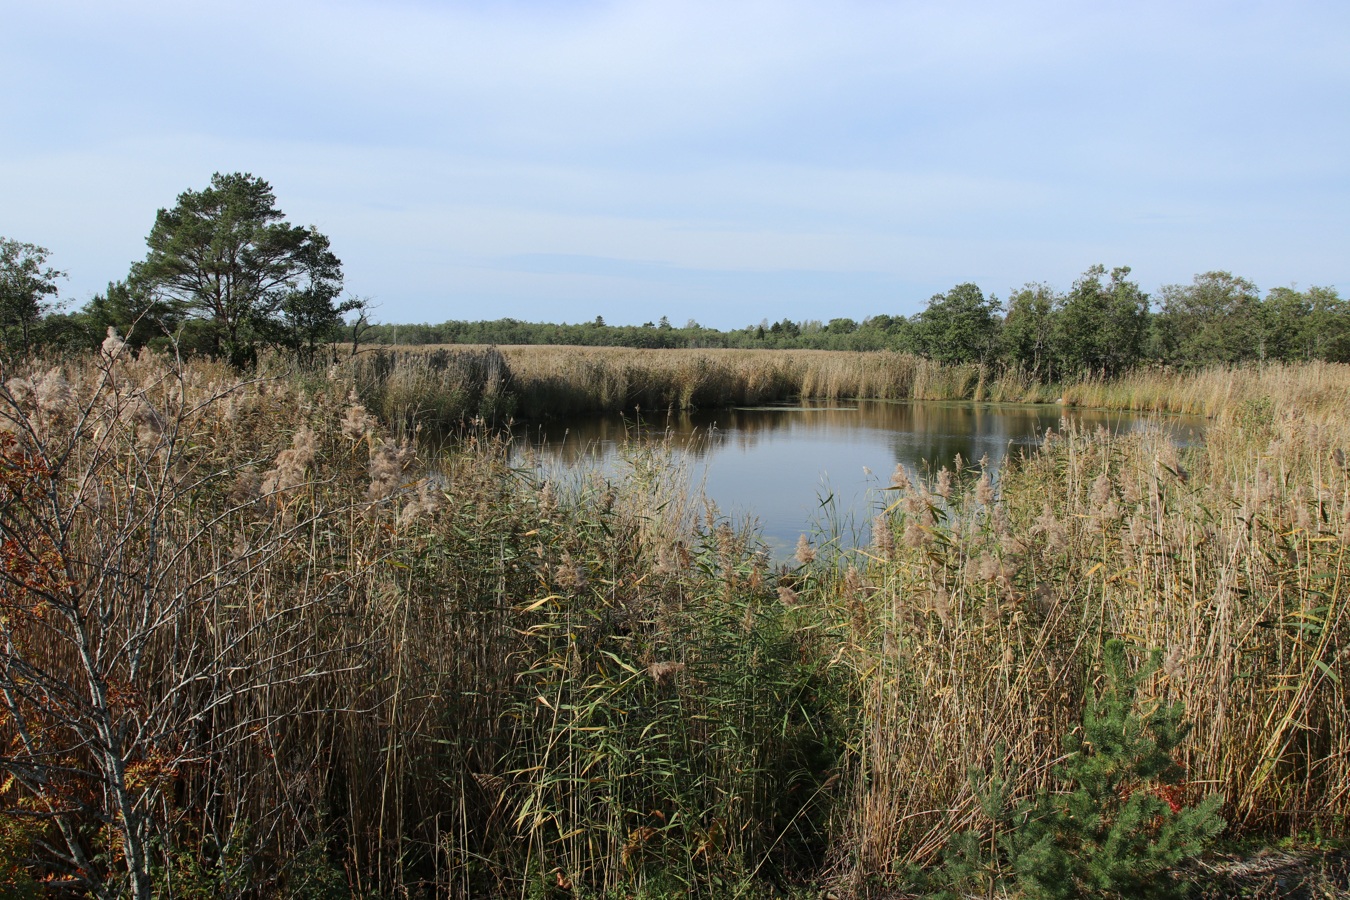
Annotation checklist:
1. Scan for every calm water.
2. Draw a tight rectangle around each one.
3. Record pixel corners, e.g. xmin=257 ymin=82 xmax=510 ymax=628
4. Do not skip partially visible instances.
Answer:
xmin=513 ymin=400 xmax=1203 ymax=559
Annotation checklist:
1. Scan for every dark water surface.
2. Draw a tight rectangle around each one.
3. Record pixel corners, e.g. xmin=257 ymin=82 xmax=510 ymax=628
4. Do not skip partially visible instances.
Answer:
xmin=513 ymin=400 xmax=1203 ymax=560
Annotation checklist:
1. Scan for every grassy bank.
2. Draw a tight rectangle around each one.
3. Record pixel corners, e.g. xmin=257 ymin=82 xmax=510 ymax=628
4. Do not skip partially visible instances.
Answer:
xmin=2 ymin=347 xmax=1348 ymax=897
xmin=1058 ymin=360 xmax=1350 ymax=420
xmin=828 ymin=406 xmax=1350 ymax=893
xmin=355 ymin=344 xmax=1350 ymax=428
xmin=350 ymin=346 xmax=1060 ymax=428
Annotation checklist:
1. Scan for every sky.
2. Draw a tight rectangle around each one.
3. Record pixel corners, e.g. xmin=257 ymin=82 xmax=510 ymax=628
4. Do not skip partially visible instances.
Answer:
xmin=2 ymin=0 xmax=1348 ymax=330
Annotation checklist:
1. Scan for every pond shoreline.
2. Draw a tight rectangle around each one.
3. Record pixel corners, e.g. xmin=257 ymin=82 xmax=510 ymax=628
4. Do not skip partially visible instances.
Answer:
xmin=351 ymin=346 xmax=1350 ymax=433
xmin=513 ymin=397 xmax=1205 ymax=560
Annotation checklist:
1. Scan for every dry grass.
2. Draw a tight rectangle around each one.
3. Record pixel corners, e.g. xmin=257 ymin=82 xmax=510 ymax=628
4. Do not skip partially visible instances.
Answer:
xmin=1061 ymin=361 xmax=1350 ymax=422
xmin=0 ymin=349 xmax=836 ymax=897
xmin=347 ymin=345 xmax=514 ymax=432
xmin=3 ymin=347 xmax=1348 ymax=897
xmin=385 ymin=346 xmax=1350 ymax=427
xmin=817 ymin=400 xmax=1350 ymax=889
xmin=393 ymin=345 xmax=1061 ymax=418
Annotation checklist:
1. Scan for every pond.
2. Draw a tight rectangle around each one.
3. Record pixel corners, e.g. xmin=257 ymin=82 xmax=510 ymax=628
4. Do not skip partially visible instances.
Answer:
xmin=512 ymin=400 xmax=1204 ymax=560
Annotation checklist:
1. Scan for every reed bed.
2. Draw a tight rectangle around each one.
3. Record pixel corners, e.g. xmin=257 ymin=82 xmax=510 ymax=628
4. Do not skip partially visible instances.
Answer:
xmin=0 ymin=349 xmax=840 ymax=897
xmin=399 ymin=346 xmax=1060 ymax=419
xmin=379 ymin=346 xmax=1350 ymax=429
xmin=816 ymin=404 xmax=1350 ymax=890
xmin=2 ymin=345 xmax=1348 ymax=897
xmin=1059 ymin=361 xmax=1350 ymax=422
xmin=348 ymin=345 xmax=515 ymax=433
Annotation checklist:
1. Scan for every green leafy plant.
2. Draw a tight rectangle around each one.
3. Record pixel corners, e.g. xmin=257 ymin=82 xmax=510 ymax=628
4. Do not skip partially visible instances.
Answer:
xmin=0 ymin=815 xmax=44 ymax=899
xmin=931 ymin=640 xmax=1226 ymax=898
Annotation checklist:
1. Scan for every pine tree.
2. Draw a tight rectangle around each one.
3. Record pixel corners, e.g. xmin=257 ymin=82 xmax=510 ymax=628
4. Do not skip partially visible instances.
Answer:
xmin=932 ymin=640 xmax=1225 ymax=898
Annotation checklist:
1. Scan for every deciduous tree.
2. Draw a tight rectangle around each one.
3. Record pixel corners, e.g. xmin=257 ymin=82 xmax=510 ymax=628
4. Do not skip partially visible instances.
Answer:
xmin=1056 ymin=266 xmax=1148 ymax=377
xmin=0 ymin=238 xmax=64 ymax=359
xmin=915 ymin=283 xmax=1001 ymax=365
xmin=1002 ymin=282 xmax=1060 ymax=380
xmin=1155 ymin=271 xmax=1260 ymax=365
xmin=1299 ymin=285 xmax=1350 ymax=363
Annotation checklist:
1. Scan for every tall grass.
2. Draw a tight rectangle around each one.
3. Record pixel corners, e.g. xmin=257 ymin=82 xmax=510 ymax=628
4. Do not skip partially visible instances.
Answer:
xmin=0 ymin=349 xmax=838 ymax=897
xmin=349 ymin=345 xmax=515 ymax=432
xmin=2 ymin=347 xmax=1347 ymax=896
xmin=1060 ymin=361 xmax=1350 ymax=420
xmin=433 ymin=346 xmax=1060 ymax=418
xmin=380 ymin=345 xmax=1350 ymax=427
xmin=818 ymin=405 xmax=1350 ymax=888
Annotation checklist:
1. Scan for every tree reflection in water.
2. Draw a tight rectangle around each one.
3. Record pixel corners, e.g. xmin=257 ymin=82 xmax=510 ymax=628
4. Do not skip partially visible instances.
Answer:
xmin=513 ymin=400 xmax=1203 ymax=560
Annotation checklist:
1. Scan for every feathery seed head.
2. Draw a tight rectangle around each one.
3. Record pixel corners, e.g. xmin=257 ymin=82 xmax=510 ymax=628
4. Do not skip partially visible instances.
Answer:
xmin=101 ymin=326 xmax=127 ymax=361
xmin=888 ymin=463 xmax=910 ymax=492
xmin=975 ymin=473 xmax=995 ymax=506
xmin=794 ymin=534 xmax=816 ymax=566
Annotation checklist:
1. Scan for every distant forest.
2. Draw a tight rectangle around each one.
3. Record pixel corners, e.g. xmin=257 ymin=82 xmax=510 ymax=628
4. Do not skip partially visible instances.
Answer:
xmin=11 ymin=245 xmax=1349 ymax=381
xmin=4 ymin=180 xmax=1343 ymax=382
xmin=365 ymin=267 xmax=1350 ymax=380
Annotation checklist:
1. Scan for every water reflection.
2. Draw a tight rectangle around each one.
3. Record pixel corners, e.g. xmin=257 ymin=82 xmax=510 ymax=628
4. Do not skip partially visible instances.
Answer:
xmin=513 ymin=400 xmax=1203 ymax=560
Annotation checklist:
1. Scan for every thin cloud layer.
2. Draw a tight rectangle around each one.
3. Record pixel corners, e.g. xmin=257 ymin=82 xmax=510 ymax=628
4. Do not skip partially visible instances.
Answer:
xmin=2 ymin=0 xmax=1346 ymax=326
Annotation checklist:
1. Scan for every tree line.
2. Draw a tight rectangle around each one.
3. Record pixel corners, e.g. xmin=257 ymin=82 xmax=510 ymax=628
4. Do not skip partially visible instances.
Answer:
xmin=364 ymin=266 xmax=1350 ymax=378
xmin=3 ymin=172 xmax=1347 ymax=377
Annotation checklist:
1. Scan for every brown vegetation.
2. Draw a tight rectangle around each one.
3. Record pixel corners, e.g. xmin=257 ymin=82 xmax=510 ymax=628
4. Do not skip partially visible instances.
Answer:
xmin=830 ymin=404 xmax=1350 ymax=888
xmin=0 ymin=346 xmax=1347 ymax=897
xmin=355 ymin=345 xmax=1055 ymax=427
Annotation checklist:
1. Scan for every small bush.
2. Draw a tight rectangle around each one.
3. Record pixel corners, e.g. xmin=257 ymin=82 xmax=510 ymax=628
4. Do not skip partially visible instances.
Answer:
xmin=930 ymin=640 xmax=1225 ymax=899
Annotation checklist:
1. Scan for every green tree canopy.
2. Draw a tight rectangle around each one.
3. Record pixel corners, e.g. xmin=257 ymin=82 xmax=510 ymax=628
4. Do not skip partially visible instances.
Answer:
xmin=915 ymin=282 xmax=1001 ymax=365
xmin=1056 ymin=265 xmax=1148 ymax=377
xmin=0 ymin=238 xmax=64 ymax=359
xmin=1286 ymin=285 xmax=1350 ymax=363
xmin=1001 ymin=282 xmax=1060 ymax=379
xmin=82 ymin=279 xmax=182 ymax=351
xmin=132 ymin=172 xmax=345 ymax=367
xmin=1155 ymin=271 xmax=1261 ymax=365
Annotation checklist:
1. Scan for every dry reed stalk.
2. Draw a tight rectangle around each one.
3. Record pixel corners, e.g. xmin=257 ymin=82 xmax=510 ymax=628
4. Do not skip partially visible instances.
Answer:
xmin=1060 ymin=361 xmax=1350 ymax=422
xmin=4 ymin=346 xmax=1347 ymax=896
xmin=407 ymin=345 xmax=1005 ymax=415
xmin=824 ymin=406 xmax=1350 ymax=885
xmin=3 ymin=348 xmax=829 ymax=897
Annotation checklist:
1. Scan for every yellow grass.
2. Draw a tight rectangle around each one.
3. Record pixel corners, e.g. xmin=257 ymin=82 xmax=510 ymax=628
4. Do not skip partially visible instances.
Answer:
xmin=824 ymin=399 xmax=1350 ymax=883
xmin=1061 ymin=360 xmax=1350 ymax=422
xmin=379 ymin=345 xmax=1350 ymax=426
xmin=375 ymin=345 xmax=1060 ymax=419
xmin=5 ymin=345 xmax=1349 ymax=895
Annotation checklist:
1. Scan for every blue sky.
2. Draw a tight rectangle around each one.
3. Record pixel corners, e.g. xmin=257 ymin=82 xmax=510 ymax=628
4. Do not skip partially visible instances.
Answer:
xmin=3 ymin=0 xmax=1347 ymax=329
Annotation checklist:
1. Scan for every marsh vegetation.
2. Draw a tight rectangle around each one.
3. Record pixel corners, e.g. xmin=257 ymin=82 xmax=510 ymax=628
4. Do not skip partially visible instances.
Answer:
xmin=1 ymin=344 xmax=1348 ymax=898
